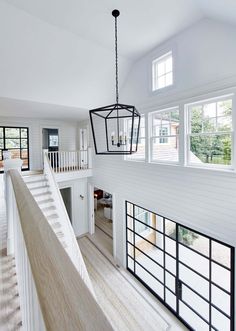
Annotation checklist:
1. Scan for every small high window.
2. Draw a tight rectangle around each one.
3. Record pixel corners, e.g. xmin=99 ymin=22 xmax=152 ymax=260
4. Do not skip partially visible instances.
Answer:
xmin=152 ymin=51 xmax=173 ymax=91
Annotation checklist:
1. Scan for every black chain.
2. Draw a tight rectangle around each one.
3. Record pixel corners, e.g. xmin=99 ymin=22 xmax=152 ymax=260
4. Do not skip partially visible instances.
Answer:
xmin=115 ymin=16 xmax=119 ymax=104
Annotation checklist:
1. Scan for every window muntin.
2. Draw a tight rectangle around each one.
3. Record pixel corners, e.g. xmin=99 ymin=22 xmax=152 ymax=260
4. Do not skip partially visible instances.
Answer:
xmin=0 ymin=127 xmax=29 ymax=172
xmin=125 ymin=116 xmax=145 ymax=161
xmin=152 ymin=51 xmax=173 ymax=91
xmin=150 ymin=107 xmax=179 ymax=163
xmin=187 ymin=97 xmax=233 ymax=168
xmin=126 ymin=201 xmax=235 ymax=331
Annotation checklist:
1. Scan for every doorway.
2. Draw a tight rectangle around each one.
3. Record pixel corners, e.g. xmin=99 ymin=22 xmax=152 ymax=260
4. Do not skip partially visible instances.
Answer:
xmin=42 ymin=128 xmax=59 ymax=152
xmin=93 ymin=187 xmax=113 ymax=257
xmin=60 ymin=187 xmax=72 ymax=223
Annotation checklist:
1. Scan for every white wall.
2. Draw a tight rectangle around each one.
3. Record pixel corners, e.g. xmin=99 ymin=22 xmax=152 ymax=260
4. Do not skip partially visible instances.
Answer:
xmin=58 ymin=178 xmax=88 ymax=237
xmin=0 ymin=116 xmax=79 ymax=170
xmin=0 ymin=1 xmax=131 ymax=111
xmin=90 ymin=18 xmax=236 ymax=265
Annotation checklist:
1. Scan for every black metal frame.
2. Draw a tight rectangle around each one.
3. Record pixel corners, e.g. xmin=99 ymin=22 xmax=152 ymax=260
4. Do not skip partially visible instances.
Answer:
xmin=125 ymin=201 xmax=235 ymax=331
xmin=0 ymin=126 xmax=30 ymax=173
xmin=89 ymin=103 xmax=141 ymax=155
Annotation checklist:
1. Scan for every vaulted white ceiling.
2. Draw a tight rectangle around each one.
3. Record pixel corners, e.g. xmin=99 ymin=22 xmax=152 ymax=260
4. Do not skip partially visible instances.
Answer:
xmin=0 ymin=0 xmax=236 ymax=119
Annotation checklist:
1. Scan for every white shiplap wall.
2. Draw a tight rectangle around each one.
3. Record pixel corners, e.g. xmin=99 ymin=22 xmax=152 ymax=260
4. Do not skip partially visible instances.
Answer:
xmin=0 ymin=116 xmax=78 ymax=170
xmin=91 ymin=19 xmax=236 ymax=266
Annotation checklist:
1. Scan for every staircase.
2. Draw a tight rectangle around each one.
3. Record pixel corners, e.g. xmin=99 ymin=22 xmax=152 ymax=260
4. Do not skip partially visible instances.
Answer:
xmin=22 ymin=163 xmax=94 ymax=296
xmin=23 ymin=174 xmax=68 ymax=249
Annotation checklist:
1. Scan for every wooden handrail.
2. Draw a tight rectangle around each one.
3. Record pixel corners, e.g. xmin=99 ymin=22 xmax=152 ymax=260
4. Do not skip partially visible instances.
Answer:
xmin=9 ymin=169 xmax=113 ymax=331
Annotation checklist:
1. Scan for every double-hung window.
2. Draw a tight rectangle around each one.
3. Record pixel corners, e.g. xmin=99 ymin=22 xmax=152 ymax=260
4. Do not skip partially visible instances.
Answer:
xmin=125 ymin=115 xmax=145 ymax=161
xmin=186 ymin=96 xmax=233 ymax=169
xmin=150 ymin=107 xmax=179 ymax=163
xmin=152 ymin=51 xmax=173 ymax=91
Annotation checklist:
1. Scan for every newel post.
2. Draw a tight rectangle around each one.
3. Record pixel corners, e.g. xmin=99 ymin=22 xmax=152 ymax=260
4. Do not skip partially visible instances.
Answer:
xmin=4 ymin=158 xmax=23 ymax=255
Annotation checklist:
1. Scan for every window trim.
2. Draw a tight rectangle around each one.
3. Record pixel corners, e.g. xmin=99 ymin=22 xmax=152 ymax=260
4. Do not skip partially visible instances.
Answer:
xmin=185 ymin=94 xmax=234 ymax=170
xmin=152 ymin=50 xmax=174 ymax=92
xmin=149 ymin=106 xmax=180 ymax=165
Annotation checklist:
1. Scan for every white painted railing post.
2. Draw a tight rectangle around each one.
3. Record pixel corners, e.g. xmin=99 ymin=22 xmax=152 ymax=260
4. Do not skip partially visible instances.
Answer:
xmin=4 ymin=158 xmax=23 ymax=255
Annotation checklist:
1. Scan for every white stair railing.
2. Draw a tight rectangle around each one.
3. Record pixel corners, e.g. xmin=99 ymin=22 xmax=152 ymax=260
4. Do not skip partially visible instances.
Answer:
xmin=5 ymin=168 xmax=113 ymax=331
xmin=48 ymin=149 xmax=92 ymax=173
xmin=43 ymin=151 xmax=94 ymax=294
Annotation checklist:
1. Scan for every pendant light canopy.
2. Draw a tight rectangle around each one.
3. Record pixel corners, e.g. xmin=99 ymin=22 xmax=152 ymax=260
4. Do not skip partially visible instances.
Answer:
xmin=89 ymin=9 xmax=141 ymax=155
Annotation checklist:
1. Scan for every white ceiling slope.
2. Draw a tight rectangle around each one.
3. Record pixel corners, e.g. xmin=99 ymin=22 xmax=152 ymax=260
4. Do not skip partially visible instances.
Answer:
xmin=0 ymin=97 xmax=87 ymax=121
xmin=3 ymin=0 xmax=204 ymax=60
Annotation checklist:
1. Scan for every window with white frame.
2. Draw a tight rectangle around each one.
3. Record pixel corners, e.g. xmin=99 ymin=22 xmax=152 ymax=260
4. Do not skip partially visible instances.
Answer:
xmin=125 ymin=115 xmax=145 ymax=161
xmin=152 ymin=51 xmax=173 ymax=91
xmin=186 ymin=96 xmax=233 ymax=168
xmin=150 ymin=107 xmax=179 ymax=163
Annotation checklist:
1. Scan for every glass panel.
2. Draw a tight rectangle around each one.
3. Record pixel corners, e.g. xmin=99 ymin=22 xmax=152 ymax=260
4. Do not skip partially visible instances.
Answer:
xmin=127 ymin=257 xmax=134 ymax=272
xmin=211 ymin=284 xmax=231 ymax=315
xmin=0 ymin=139 xmax=3 ymax=149
xmin=157 ymin=61 xmax=165 ymax=76
xmin=202 ymin=117 xmax=216 ymax=133
xmin=212 ymin=241 xmax=231 ymax=268
xmin=165 ymin=289 xmax=176 ymax=311
xmin=179 ymin=302 xmax=209 ymax=331
xmin=217 ymin=100 xmax=232 ymax=117
xmin=165 ymin=254 xmax=176 ymax=275
xmin=217 ymin=116 xmax=232 ymax=132
xmin=21 ymin=128 xmax=28 ymax=138
xmin=190 ymin=105 xmax=203 ymax=134
xmin=212 ymin=307 xmax=231 ymax=331
xmin=152 ymin=136 xmax=179 ymax=162
xmin=127 ymin=138 xmax=145 ymax=160
xmin=165 ymin=236 xmax=176 ymax=257
xmin=5 ymin=128 xmax=20 ymax=138
xmin=127 ymin=243 xmax=134 ymax=258
xmin=165 ymin=271 xmax=176 ymax=292
xmin=21 ymin=149 xmax=28 ymax=159
xmin=179 ymin=264 xmax=209 ymax=300
xmin=165 ymin=57 xmax=172 ymax=72
xmin=134 ymin=220 xmax=152 ymax=239
xmin=136 ymin=263 xmax=164 ymax=299
xmin=165 ymin=219 xmax=176 ymax=238
xmin=5 ymin=139 xmax=20 ymax=149
xmin=165 ymin=72 xmax=173 ymax=86
xmin=136 ymin=250 xmax=164 ymax=283
xmin=127 ymin=216 xmax=133 ymax=230
xmin=182 ymin=285 xmax=209 ymax=322
xmin=22 ymin=158 xmax=29 ymax=169
xmin=134 ymin=206 xmax=150 ymax=224
xmin=126 ymin=202 xmax=133 ymax=217
xmin=211 ymin=262 xmax=231 ymax=292
xmin=156 ymin=215 xmax=164 ymax=233
xmin=127 ymin=230 xmax=134 ymax=244
xmin=178 ymin=226 xmax=209 ymax=257
xmin=203 ymin=102 xmax=216 ymax=119
xmin=0 ymin=128 xmax=3 ymax=138
xmin=9 ymin=149 xmax=21 ymax=159
xmin=190 ymin=134 xmax=232 ymax=166
xmin=179 ymin=244 xmax=209 ymax=278
xmin=21 ymin=139 xmax=28 ymax=148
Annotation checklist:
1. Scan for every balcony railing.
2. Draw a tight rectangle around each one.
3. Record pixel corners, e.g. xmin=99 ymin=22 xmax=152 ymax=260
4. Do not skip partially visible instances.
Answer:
xmin=47 ymin=149 xmax=92 ymax=173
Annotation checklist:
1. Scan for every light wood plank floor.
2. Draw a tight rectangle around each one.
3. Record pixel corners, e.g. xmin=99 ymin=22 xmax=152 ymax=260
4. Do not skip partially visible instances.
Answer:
xmin=0 ymin=175 xmax=22 ymax=331
xmin=78 ymin=236 xmax=170 ymax=331
xmin=95 ymin=206 xmax=113 ymax=238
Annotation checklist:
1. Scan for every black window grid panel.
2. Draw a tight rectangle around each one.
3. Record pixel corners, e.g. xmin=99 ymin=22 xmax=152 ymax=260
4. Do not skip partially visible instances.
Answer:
xmin=0 ymin=126 xmax=30 ymax=172
xmin=126 ymin=200 xmax=235 ymax=331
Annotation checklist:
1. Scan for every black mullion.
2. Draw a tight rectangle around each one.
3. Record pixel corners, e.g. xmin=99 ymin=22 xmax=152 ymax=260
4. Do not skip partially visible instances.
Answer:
xmin=163 ymin=218 xmax=166 ymax=302
xmin=230 ymin=247 xmax=235 ymax=331
xmin=127 ymin=214 xmax=164 ymax=236
xmin=133 ymin=204 xmax=136 ymax=275
xmin=176 ymin=223 xmax=179 ymax=316
xmin=209 ymin=239 xmax=212 ymax=331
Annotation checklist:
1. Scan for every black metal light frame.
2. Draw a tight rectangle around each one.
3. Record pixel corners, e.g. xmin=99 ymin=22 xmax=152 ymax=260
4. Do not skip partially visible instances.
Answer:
xmin=89 ymin=9 xmax=141 ymax=155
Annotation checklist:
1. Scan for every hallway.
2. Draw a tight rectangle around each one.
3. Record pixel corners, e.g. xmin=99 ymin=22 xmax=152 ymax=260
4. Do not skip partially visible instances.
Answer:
xmin=0 ymin=174 xmax=22 ymax=331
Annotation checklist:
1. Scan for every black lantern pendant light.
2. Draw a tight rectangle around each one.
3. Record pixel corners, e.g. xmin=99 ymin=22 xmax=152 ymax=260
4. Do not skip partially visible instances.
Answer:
xmin=89 ymin=9 xmax=141 ymax=155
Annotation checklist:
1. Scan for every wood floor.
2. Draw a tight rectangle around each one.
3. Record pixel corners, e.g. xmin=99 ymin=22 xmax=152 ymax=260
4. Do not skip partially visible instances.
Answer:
xmin=0 ymin=175 xmax=22 ymax=331
xmin=78 ymin=236 xmax=169 ymax=331
xmin=95 ymin=206 xmax=113 ymax=238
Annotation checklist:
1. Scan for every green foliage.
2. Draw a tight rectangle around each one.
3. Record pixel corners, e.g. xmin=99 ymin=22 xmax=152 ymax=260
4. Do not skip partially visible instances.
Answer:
xmin=190 ymin=101 xmax=232 ymax=165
